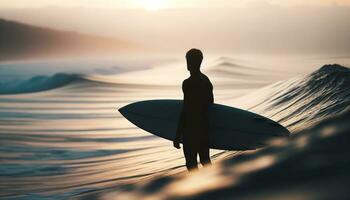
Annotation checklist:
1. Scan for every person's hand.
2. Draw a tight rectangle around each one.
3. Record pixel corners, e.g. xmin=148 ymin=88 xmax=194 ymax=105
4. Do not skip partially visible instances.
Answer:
xmin=173 ymin=140 xmax=181 ymax=149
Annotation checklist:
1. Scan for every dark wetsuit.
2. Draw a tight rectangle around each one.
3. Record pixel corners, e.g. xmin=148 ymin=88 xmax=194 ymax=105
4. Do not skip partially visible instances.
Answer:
xmin=176 ymin=72 xmax=214 ymax=170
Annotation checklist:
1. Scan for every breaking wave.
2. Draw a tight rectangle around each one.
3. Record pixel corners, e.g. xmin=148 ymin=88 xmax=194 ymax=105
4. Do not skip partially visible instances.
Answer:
xmin=0 ymin=73 xmax=97 ymax=94
xmin=0 ymin=73 xmax=88 ymax=94
xmin=234 ymin=64 xmax=350 ymax=131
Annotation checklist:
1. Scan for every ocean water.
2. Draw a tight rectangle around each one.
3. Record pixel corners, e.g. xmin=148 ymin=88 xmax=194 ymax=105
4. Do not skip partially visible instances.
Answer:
xmin=0 ymin=55 xmax=349 ymax=200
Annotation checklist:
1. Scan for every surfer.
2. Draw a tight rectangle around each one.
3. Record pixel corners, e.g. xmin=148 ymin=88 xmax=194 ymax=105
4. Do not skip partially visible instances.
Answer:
xmin=174 ymin=49 xmax=214 ymax=171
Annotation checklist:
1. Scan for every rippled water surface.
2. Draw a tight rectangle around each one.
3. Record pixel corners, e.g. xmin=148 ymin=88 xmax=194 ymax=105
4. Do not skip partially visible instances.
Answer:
xmin=0 ymin=55 xmax=349 ymax=200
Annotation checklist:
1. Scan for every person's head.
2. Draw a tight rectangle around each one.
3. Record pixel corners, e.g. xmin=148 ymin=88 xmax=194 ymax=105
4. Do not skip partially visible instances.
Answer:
xmin=186 ymin=48 xmax=203 ymax=72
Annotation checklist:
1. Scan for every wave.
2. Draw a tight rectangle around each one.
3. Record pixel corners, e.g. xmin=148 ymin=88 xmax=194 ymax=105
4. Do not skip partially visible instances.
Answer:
xmin=233 ymin=64 xmax=350 ymax=131
xmin=0 ymin=72 xmax=178 ymax=95
xmin=2 ymin=64 xmax=348 ymax=128
xmin=0 ymin=73 xmax=87 ymax=94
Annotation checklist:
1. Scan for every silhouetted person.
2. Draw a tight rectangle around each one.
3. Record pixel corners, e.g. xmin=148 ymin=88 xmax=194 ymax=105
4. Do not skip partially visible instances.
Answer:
xmin=174 ymin=49 xmax=214 ymax=171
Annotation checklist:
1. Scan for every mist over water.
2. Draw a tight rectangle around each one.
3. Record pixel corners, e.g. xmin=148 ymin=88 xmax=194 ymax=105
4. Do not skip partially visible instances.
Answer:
xmin=0 ymin=55 xmax=349 ymax=200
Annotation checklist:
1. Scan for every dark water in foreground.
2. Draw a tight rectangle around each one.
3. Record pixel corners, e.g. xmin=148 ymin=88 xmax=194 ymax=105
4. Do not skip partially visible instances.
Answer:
xmin=106 ymin=109 xmax=350 ymax=200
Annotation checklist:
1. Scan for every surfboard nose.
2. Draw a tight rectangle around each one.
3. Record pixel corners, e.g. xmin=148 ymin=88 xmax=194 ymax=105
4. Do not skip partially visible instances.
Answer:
xmin=118 ymin=100 xmax=151 ymax=116
xmin=118 ymin=101 xmax=140 ymax=117
xmin=118 ymin=104 xmax=130 ymax=116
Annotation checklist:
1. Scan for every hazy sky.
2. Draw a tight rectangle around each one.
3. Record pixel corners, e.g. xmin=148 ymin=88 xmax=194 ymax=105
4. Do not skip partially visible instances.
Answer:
xmin=1 ymin=0 xmax=349 ymax=55
xmin=0 ymin=0 xmax=350 ymax=9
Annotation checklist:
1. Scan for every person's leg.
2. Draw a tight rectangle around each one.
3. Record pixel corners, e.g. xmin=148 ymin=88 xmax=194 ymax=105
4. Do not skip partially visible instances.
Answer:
xmin=183 ymin=144 xmax=198 ymax=171
xmin=199 ymin=145 xmax=211 ymax=167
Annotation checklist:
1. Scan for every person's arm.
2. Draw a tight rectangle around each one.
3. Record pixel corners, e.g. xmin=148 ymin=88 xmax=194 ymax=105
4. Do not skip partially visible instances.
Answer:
xmin=174 ymin=110 xmax=184 ymax=149
xmin=174 ymin=81 xmax=186 ymax=149
xmin=209 ymin=81 xmax=214 ymax=104
xmin=204 ymin=79 xmax=214 ymax=140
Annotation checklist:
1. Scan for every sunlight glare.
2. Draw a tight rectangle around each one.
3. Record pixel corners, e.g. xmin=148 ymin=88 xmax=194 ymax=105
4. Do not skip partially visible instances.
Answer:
xmin=142 ymin=0 xmax=164 ymax=11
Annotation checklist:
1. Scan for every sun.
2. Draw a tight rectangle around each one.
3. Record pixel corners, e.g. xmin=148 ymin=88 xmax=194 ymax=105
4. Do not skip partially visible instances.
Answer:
xmin=142 ymin=0 xmax=163 ymax=11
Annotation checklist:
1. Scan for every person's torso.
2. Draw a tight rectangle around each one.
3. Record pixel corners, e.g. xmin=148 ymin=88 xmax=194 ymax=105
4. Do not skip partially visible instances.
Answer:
xmin=183 ymin=73 xmax=212 ymax=133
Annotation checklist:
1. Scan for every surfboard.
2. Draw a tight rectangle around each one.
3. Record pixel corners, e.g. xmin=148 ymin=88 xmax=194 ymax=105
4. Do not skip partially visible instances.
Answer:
xmin=118 ymin=100 xmax=290 ymax=150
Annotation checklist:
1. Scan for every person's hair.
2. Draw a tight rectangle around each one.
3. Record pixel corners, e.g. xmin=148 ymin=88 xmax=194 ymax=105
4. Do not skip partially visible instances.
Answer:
xmin=186 ymin=48 xmax=203 ymax=71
